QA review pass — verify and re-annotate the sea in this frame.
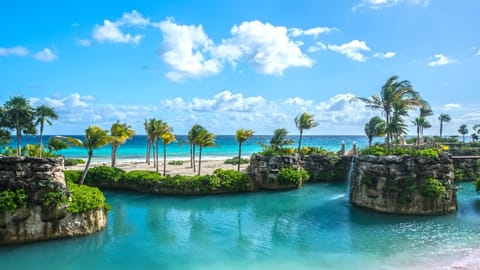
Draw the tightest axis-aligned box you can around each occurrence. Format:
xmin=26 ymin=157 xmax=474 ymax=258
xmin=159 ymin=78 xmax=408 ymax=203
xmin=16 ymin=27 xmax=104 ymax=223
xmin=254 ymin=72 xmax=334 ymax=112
xmin=11 ymin=135 xmax=382 ymax=163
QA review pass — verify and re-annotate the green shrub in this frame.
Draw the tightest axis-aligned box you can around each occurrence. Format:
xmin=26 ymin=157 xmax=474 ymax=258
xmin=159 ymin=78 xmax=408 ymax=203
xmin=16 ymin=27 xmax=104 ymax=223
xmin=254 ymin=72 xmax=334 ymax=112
xmin=85 ymin=166 xmax=125 ymax=183
xmin=413 ymin=148 xmax=439 ymax=158
xmin=420 ymin=178 xmax=446 ymax=198
xmin=168 ymin=160 xmax=184 ymax=165
xmin=473 ymin=178 xmax=480 ymax=192
xmin=214 ymin=168 xmax=251 ymax=191
xmin=277 ymin=167 xmax=309 ymax=185
xmin=299 ymin=146 xmax=336 ymax=156
xmin=224 ymin=156 xmax=249 ymax=165
xmin=259 ymin=147 xmax=295 ymax=157
xmin=64 ymin=170 xmax=82 ymax=183
xmin=0 ymin=189 xmax=27 ymax=213
xmin=64 ymin=158 xmax=85 ymax=166
xmin=360 ymin=145 xmax=386 ymax=156
xmin=360 ymin=146 xmax=440 ymax=158
xmin=41 ymin=191 xmax=67 ymax=207
xmin=121 ymin=170 xmax=162 ymax=183
xmin=66 ymin=180 xmax=108 ymax=213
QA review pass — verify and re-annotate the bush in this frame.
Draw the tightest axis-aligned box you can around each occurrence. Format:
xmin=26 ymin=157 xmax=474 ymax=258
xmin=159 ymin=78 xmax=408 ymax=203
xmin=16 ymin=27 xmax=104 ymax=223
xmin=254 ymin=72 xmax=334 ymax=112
xmin=259 ymin=147 xmax=295 ymax=157
xmin=214 ymin=168 xmax=251 ymax=191
xmin=277 ymin=167 xmax=309 ymax=185
xmin=85 ymin=166 xmax=125 ymax=184
xmin=64 ymin=170 xmax=82 ymax=183
xmin=66 ymin=180 xmax=109 ymax=213
xmin=360 ymin=146 xmax=440 ymax=157
xmin=419 ymin=178 xmax=446 ymax=198
xmin=360 ymin=145 xmax=386 ymax=156
xmin=473 ymin=178 xmax=480 ymax=192
xmin=0 ymin=189 xmax=27 ymax=213
xmin=168 ymin=160 xmax=184 ymax=165
xmin=299 ymin=146 xmax=336 ymax=156
xmin=224 ymin=156 xmax=249 ymax=165
xmin=64 ymin=158 xmax=85 ymax=166
xmin=41 ymin=190 xmax=67 ymax=207
xmin=121 ymin=170 xmax=162 ymax=183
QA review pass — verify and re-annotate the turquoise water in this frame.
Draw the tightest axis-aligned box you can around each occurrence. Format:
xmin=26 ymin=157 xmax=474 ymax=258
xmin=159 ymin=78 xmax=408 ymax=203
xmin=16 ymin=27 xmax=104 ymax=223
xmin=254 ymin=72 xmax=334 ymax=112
xmin=15 ymin=135 xmax=380 ymax=163
xmin=2 ymin=183 xmax=480 ymax=269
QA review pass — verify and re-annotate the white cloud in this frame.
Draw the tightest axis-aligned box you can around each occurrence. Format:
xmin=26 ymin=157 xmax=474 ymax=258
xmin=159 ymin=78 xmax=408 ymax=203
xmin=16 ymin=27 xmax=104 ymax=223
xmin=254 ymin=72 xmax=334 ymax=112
xmin=118 ymin=10 xmax=150 ymax=27
xmin=353 ymin=0 xmax=430 ymax=10
xmin=93 ymin=20 xmax=143 ymax=44
xmin=476 ymin=49 xmax=480 ymax=56
xmin=157 ymin=18 xmax=222 ymax=81
xmin=373 ymin=51 xmax=396 ymax=59
xmin=442 ymin=103 xmax=461 ymax=110
xmin=0 ymin=46 xmax=29 ymax=56
xmin=284 ymin=97 xmax=314 ymax=112
xmin=34 ymin=48 xmax=58 ymax=62
xmin=315 ymin=93 xmax=373 ymax=125
xmin=327 ymin=40 xmax=370 ymax=62
xmin=289 ymin=27 xmax=337 ymax=39
xmin=75 ymin=39 xmax=92 ymax=47
xmin=428 ymin=54 xmax=456 ymax=67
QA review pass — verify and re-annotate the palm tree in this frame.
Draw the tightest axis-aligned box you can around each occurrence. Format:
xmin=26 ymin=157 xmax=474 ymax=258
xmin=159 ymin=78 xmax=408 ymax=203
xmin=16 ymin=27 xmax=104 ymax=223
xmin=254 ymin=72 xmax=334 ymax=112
xmin=412 ymin=117 xmax=431 ymax=145
xmin=1 ymin=96 xmax=36 ymax=155
xmin=352 ymin=75 xmax=423 ymax=146
xmin=144 ymin=119 xmax=155 ymax=166
xmin=196 ymin=129 xmax=215 ymax=176
xmin=34 ymin=105 xmax=58 ymax=157
xmin=110 ymin=121 xmax=136 ymax=167
xmin=438 ymin=114 xmax=451 ymax=138
xmin=389 ymin=103 xmax=409 ymax=145
xmin=151 ymin=119 xmax=168 ymax=172
xmin=188 ymin=124 xmax=205 ymax=172
xmin=364 ymin=116 xmax=386 ymax=147
xmin=458 ymin=124 xmax=468 ymax=142
xmin=473 ymin=124 xmax=480 ymax=135
xmin=161 ymin=130 xmax=176 ymax=176
xmin=235 ymin=129 xmax=254 ymax=172
xmin=294 ymin=112 xmax=318 ymax=151
xmin=472 ymin=133 xmax=479 ymax=142
xmin=57 ymin=126 xmax=111 ymax=185
xmin=270 ymin=128 xmax=294 ymax=152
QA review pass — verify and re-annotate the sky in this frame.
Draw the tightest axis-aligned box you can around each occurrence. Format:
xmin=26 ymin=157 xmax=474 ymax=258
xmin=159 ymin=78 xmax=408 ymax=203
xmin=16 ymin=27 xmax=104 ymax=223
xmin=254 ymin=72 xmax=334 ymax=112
xmin=1 ymin=0 xmax=479 ymax=136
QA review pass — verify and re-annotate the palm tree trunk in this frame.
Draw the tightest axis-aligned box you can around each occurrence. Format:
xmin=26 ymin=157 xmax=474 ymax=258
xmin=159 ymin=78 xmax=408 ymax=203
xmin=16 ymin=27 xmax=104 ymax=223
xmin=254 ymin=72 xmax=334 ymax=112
xmin=155 ymin=140 xmax=159 ymax=172
xmin=189 ymin=143 xmax=193 ymax=168
xmin=193 ymin=144 xmax=196 ymax=173
xmin=146 ymin=140 xmax=150 ymax=165
xmin=439 ymin=121 xmax=443 ymax=138
xmin=368 ymin=137 xmax=372 ymax=147
xmin=39 ymin=122 xmax=44 ymax=157
xmin=80 ymin=150 xmax=93 ymax=185
xmin=416 ymin=125 xmax=420 ymax=146
xmin=16 ymin=111 xmax=21 ymax=155
xmin=298 ymin=129 xmax=303 ymax=152
xmin=198 ymin=146 xmax=202 ymax=176
xmin=111 ymin=144 xmax=117 ymax=167
xmin=163 ymin=143 xmax=167 ymax=176
xmin=385 ymin=113 xmax=390 ymax=147
xmin=237 ymin=142 xmax=242 ymax=172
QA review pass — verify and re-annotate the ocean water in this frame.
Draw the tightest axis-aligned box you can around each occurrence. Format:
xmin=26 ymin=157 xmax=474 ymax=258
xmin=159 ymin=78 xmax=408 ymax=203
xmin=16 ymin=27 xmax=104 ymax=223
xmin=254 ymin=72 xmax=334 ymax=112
xmin=1 ymin=183 xmax=479 ymax=270
xmin=14 ymin=135 xmax=380 ymax=163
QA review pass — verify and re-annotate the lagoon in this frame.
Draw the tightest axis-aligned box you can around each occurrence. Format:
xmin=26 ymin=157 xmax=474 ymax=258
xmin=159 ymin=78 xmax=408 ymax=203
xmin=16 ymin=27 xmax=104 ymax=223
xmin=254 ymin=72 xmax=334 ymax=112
xmin=1 ymin=182 xmax=479 ymax=269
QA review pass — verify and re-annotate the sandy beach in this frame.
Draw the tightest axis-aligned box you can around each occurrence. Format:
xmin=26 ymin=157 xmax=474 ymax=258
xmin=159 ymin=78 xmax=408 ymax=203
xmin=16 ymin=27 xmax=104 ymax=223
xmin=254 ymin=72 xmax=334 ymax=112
xmin=66 ymin=159 xmax=250 ymax=176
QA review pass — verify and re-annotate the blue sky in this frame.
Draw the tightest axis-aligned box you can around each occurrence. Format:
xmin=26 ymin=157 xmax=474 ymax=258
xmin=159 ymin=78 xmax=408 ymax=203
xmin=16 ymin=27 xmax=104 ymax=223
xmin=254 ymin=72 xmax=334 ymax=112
xmin=1 ymin=0 xmax=479 ymax=135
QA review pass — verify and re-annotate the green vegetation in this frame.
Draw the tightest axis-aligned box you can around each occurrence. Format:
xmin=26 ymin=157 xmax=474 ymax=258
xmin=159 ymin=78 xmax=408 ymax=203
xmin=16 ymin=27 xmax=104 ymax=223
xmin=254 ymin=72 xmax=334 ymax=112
xmin=41 ymin=190 xmax=67 ymax=207
xmin=168 ymin=160 xmax=184 ymax=165
xmin=84 ymin=166 xmax=124 ymax=184
xmin=64 ymin=158 xmax=86 ymax=166
xmin=277 ymin=167 xmax=309 ymax=185
xmin=360 ymin=145 xmax=440 ymax=158
xmin=224 ymin=156 xmax=249 ymax=165
xmin=0 ymin=189 xmax=27 ymax=213
xmin=235 ymin=129 xmax=254 ymax=172
xmin=438 ymin=114 xmax=451 ymax=138
xmin=365 ymin=116 xmax=386 ymax=147
xmin=298 ymin=146 xmax=336 ymax=156
xmin=473 ymin=177 xmax=480 ymax=192
xmin=458 ymin=124 xmax=468 ymax=142
xmin=35 ymin=105 xmax=58 ymax=157
xmin=66 ymin=179 xmax=109 ymax=213
xmin=295 ymin=112 xmax=318 ymax=151
xmin=110 ymin=120 xmax=136 ymax=167
xmin=419 ymin=178 xmax=446 ymax=198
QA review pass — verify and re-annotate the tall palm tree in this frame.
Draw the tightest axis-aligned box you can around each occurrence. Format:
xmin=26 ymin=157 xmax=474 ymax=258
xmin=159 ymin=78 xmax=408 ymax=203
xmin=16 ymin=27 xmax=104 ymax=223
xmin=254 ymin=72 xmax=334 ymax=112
xmin=412 ymin=117 xmax=431 ymax=145
xmin=144 ymin=119 xmax=155 ymax=166
xmin=235 ymin=129 xmax=254 ymax=172
xmin=2 ymin=96 xmax=36 ymax=155
xmin=188 ymin=124 xmax=205 ymax=173
xmin=458 ymin=124 xmax=468 ymax=142
xmin=34 ymin=105 xmax=58 ymax=157
xmin=196 ymin=129 xmax=215 ymax=176
xmin=364 ymin=116 xmax=386 ymax=147
xmin=161 ymin=130 xmax=176 ymax=176
xmin=352 ymin=75 xmax=423 ymax=146
xmin=269 ymin=128 xmax=294 ymax=152
xmin=472 ymin=133 xmax=479 ymax=142
xmin=472 ymin=124 xmax=480 ymax=135
xmin=110 ymin=120 xmax=136 ymax=167
xmin=151 ymin=119 xmax=168 ymax=172
xmin=438 ymin=114 xmax=451 ymax=138
xmin=57 ymin=126 xmax=111 ymax=185
xmin=294 ymin=112 xmax=318 ymax=151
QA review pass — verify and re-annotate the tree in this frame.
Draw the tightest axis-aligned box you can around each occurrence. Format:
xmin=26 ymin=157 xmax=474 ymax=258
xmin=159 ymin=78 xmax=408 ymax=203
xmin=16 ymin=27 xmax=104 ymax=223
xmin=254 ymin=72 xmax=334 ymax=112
xmin=151 ymin=119 xmax=168 ymax=173
xmin=34 ymin=105 xmax=58 ymax=157
xmin=0 ymin=128 xmax=11 ymax=151
xmin=47 ymin=137 xmax=69 ymax=154
xmin=270 ymin=128 xmax=294 ymax=152
xmin=188 ymin=124 xmax=205 ymax=173
xmin=196 ymin=129 xmax=215 ymax=176
xmin=412 ymin=117 xmax=431 ymax=145
xmin=110 ymin=121 xmax=136 ymax=167
xmin=458 ymin=124 xmax=468 ymax=142
xmin=352 ymin=75 xmax=423 ymax=146
xmin=294 ymin=112 xmax=318 ymax=151
xmin=235 ymin=129 xmax=254 ymax=172
xmin=57 ymin=126 xmax=111 ymax=185
xmin=161 ymin=130 xmax=176 ymax=176
xmin=472 ymin=133 xmax=479 ymax=142
xmin=473 ymin=124 xmax=480 ymax=135
xmin=144 ymin=119 xmax=155 ymax=166
xmin=364 ymin=116 xmax=386 ymax=147
xmin=1 ymin=96 xmax=36 ymax=155
xmin=438 ymin=114 xmax=451 ymax=138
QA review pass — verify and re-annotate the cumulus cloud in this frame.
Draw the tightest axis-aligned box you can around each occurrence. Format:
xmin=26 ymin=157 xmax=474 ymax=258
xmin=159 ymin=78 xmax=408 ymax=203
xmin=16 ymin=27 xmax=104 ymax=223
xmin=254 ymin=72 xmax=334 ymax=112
xmin=0 ymin=46 xmax=29 ymax=57
xmin=327 ymin=40 xmax=370 ymax=62
xmin=34 ymin=48 xmax=58 ymax=62
xmin=118 ymin=10 xmax=150 ymax=27
xmin=428 ymin=54 xmax=456 ymax=67
xmin=442 ymin=103 xmax=461 ymax=110
xmin=353 ymin=0 xmax=430 ymax=10
xmin=477 ymin=49 xmax=480 ymax=56
xmin=93 ymin=20 xmax=143 ymax=44
xmin=289 ymin=27 xmax=337 ymax=39
xmin=75 ymin=39 xmax=92 ymax=47
xmin=373 ymin=51 xmax=396 ymax=59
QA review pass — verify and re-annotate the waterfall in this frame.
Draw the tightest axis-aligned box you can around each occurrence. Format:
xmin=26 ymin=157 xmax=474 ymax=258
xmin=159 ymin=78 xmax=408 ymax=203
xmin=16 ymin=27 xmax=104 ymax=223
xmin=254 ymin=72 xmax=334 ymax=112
xmin=346 ymin=156 xmax=356 ymax=200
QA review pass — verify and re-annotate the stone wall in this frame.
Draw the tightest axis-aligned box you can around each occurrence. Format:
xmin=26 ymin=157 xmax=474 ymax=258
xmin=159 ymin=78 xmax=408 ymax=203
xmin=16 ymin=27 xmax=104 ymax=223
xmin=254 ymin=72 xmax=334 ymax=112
xmin=0 ymin=156 xmax=107 ymax=244
xmin=249 ymin=154 xmax=301 ymax=190
xmin=301 ymin=155 xmax=349 ymax=182
xmin=453 ymin=158 xmax=480 ymax=181
xmin=350 ymin=155 xmax=456 ymax=215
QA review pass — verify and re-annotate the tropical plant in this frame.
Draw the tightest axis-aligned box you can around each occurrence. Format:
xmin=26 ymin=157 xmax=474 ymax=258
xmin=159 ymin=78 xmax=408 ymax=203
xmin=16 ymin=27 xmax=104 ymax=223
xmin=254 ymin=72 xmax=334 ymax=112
xmin=458 ymin=124 xmax=468 ymax=142
xmin=0 ymin=128 xmax=11 ymax=151
xmin=412 ymin=117 xmax=431 ymax=145
xmin=47 ymin=137 xmax=69 ymax=153
xmin=438 ymin=114 xmax=451 ymax=138
xmin=472 ymin=133 xmax=479 ymax=142
xmin=34 ymin=105 xmax=58 ymax=157
xmin=110 ymin=121 xmax=136 ymax=167
xmin=161 ymin=130 xmax=176 ymax=176
xmin=473 ymin=124 xmax=480 ymax=135
xmin=235 ymin=129 xmax=254 ymax=172
xmin=151 ymin=119 xmax=169 ymax=172
xmin=188 ymin=124 xmax=205 ymax=172
xmin=1 ymin=96 xmax=36 ymax=154
xmin=269 ymin=128 xmax=294 ymax=152
xmin=144 ymin=118 xmax=155 ymax=166
xmin=364 ymin=116 xmax=386 ymax=147
xmin=294 ymin=112 xmax=318 ymax=151
xmin=195 ymin=129 xmax=215 ymax=175
xmin=352 ymin=75 xmax=424 ymax=146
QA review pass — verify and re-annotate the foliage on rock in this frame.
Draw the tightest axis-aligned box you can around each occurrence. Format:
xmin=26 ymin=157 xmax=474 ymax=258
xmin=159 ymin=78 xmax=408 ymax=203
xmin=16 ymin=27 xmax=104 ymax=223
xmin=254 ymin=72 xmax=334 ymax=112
xmin=277 ymin=167 xmax=309 ymax=185
xmin=0 ymin=189 xmax=27 ymax=213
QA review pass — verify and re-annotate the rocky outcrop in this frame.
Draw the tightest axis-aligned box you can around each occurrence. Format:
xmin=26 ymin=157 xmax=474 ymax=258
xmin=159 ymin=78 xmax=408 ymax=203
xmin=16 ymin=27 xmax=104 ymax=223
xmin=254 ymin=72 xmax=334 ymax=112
xmin=301 ymin=155 xmax=349 ymax=182
xmin=0 ymin=156 xmax=107 ymax=244
xmin=249 ymin=154 xmax=301 ymax=190
xmin=350 ymin=155 xmax=457 ymax=215
xmin=452 ymin=158 xmax=480 ymax=181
